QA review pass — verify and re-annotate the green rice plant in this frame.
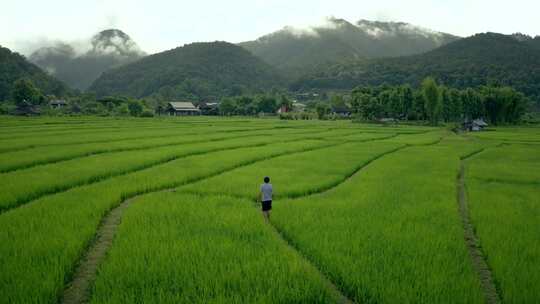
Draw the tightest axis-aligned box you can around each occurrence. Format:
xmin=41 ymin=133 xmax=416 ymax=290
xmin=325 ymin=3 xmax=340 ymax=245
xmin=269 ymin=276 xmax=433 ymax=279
xmin=180 ymin=141 xmax=403 ymax=200
xmin=466 ymin=142 xmax=540 ymax=303
xmin=0 ymin=127 xmax=323 ymax=172
xmin=0 ymin=124 xmax=272 ymax=153
xmin=469 ymin=128 xmax=540 ymax=143
xmin=90 ymin=193 xmax=340 ymax=303
xmin=0 ymin=139 xmax=330 ymax=303
xmin=467 ymin=144 xmax=540 ymax=184
xmin=270 ymin=144 xmax=486 ymax=303
xmin=381 ymin=130 xmax=447 ymax=145
xmin=0 ymin=130 xmax=339 ymax=212
xmin=467 ymin=181 xmax=540 ymax=303
xmin=327 ymin=132 xmax=398 ymax=142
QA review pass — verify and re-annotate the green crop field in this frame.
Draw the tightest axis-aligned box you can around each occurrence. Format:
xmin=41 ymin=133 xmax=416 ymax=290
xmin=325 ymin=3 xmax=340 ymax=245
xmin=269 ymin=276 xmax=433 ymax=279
xmin=0 ymin=116 xmax=538 ymax=304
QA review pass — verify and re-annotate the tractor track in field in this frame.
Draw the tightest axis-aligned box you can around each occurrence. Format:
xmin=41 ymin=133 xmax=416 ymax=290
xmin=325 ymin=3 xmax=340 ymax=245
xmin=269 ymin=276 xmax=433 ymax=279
xmin=458 ymin=151 xmax=501 ymax=304
xmin=58 ymin=135 xmax=407 ymax=304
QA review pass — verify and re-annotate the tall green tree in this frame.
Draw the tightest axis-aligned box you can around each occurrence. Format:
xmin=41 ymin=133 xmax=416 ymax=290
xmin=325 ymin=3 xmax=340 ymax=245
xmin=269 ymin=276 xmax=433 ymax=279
xmin=315 ymin=102 xmax=331 ymax=119
xmin=12 ymin=79 xmax=43 ymax=106
xmin=448 ymin=88 xmax=463 ymax=121
xmin=422 ymin=77 xmax=442 ymax=125
xmin=256 ymin=95 xmax=278 ymax=113
xmin=401 ymin=85 xmax=414 ymax=120
xmin=219 ymin=97 xmax=237 ymax=115
xmin=278 ymin=94 xmax=293 ymax=111
xmin=127 ymin=100 xmax=144 ymax=116
xmin=462 ymin=88 xmax=484 ymax=120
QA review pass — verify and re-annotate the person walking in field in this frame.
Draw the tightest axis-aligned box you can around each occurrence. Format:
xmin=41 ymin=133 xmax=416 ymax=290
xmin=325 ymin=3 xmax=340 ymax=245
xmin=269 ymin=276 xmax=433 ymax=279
xmin=260 ymin=176 xmax=273 ymax=220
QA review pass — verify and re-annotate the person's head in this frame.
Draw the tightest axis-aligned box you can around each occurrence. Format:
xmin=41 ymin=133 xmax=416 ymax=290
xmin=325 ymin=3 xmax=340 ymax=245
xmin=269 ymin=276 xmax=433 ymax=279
xmin=264 ymin=176 xmax=270 ymax=183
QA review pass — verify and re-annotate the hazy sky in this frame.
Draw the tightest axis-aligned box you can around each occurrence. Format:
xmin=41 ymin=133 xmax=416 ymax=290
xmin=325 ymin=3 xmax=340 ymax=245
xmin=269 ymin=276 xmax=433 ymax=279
xmin=2 ymin=0 xmax=539 ymax=55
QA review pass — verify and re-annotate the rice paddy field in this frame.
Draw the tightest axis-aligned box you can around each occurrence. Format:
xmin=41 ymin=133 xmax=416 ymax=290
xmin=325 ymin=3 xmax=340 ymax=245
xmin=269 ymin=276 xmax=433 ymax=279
xmin=0 ymin=116 xmax=538 ymax=304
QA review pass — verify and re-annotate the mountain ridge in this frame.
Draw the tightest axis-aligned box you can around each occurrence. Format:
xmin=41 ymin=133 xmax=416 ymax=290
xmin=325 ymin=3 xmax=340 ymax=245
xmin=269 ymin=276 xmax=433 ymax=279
xmin=0 ymin=45 xmax=67 ymax=101
xmin=239 ymin=18 xmax=459 ymax=74
xmin=291 ymin=32 xmax=540 ymax=104
xmin=88 ymin=41 xmax=284 ymax=100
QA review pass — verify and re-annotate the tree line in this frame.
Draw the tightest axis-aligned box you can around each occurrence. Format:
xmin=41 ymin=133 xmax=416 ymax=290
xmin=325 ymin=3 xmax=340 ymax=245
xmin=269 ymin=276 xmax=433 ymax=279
xmin=1 ymin=76 xmax=531 ymax=126
xmin=351 ymin=77 xmax=529 ymax=125
xmin=218 ymin=94 xmax=293 ymax=116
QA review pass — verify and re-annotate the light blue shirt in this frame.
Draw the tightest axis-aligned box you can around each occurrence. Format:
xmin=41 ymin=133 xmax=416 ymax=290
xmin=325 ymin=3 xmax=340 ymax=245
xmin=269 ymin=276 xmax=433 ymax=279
xmin=260 ymin=183 xmax=273 ymax=201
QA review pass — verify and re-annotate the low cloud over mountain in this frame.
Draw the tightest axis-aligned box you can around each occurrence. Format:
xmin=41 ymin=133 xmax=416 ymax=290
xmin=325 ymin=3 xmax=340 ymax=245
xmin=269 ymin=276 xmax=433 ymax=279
xmin=29 ymin=29 xmax=145 ymax=90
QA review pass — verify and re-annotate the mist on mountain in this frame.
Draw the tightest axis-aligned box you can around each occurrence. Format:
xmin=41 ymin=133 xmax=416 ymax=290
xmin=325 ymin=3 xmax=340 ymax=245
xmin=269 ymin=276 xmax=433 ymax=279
xmin=29 ymin=29 xmax=145 ymax=91
xmin=239 ymin=17 xmax=459 ymax=75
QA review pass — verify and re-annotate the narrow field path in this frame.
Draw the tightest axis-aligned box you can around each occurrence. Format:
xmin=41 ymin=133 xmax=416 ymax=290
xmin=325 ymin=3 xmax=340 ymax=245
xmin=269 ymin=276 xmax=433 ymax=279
xmin=61 ymin=189 xmax=170 ymax=304
xmin=264 ymin=220 xmax=354 ymax=304
xmin=458 ymin=154 xmax=501 ymax=304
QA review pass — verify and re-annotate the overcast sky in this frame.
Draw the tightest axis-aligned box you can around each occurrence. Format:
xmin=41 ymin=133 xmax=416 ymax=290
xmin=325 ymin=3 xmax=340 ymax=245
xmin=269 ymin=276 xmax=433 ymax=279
xmin=2 ymin=0 xmax=539 ymax=55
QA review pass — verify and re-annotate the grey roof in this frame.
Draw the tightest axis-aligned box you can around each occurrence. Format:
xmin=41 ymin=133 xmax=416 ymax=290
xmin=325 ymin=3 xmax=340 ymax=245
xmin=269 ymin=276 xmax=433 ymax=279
xmin=50 ymin=99 xmax=67 ymax=105
xmin=472 ymin=119 xmax=488 ymax=126
xmin=168 ymin=102 xmax=199 ymax=111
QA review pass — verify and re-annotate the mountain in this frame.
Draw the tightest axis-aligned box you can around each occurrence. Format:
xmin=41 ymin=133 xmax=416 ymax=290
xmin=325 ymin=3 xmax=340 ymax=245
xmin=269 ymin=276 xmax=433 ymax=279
xmin=88 ymin=41 xmax=284 ymax=100
xmin=292 ymin=33 xmax=540 ymax=104
xmin=239 ymin=18 xmax=459 ymax=74
xmin=29 ymin=29 xmax=145 ymax=90
xmin=0 ymin=45 xmax=67 ymax=101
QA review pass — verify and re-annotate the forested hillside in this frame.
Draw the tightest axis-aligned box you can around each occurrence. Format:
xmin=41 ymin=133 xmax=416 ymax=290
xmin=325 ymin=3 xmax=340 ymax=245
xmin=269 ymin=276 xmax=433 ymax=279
xmin=89 ymin=42 xmax=284 ymax=100
xmin=292 ymin=33 xmax=540 ymax=104
xmin=240 ymin=18 xmax=458 ymax=75
xmin=0 ymin=46 xmax=67 ymax=101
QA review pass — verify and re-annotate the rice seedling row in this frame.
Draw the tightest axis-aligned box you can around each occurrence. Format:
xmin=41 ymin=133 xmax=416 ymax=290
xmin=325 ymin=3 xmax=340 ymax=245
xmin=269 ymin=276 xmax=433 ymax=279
xmin=0 ymin=127 xmax=326 ymax=173
xmin=268 ymin=142 xmax=488 ymax=303
xmin=464 ymin=143 xmax=540 ymax=303
xmin=0 ymin=128 xmax=351 ymax=212
xmin=0 ymin=138 xmax=339 ymax=303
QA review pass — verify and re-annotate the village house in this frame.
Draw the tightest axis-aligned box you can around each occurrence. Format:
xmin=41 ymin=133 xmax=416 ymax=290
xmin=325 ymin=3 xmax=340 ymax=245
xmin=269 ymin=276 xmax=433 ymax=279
xmin=331 ymin=105 xmax=352 ymax=117
xmin=198 ymin=101 xmax=219 ymax=115
xmin=167 ymin=102 xmax=201 ymax=116
xmin=463 ymin=119 xmax=488 ymax=131
xmin=292 ymin=102 xmax=307 ymax=112
xmin=49 ymin=99 xmax=68 ymax=109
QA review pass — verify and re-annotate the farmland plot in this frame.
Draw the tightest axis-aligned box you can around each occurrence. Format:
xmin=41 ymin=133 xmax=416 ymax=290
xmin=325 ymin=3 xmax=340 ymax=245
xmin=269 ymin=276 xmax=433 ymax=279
xmin=270 ymin=143 xmax=487 ymax=303
xmin=466 ymin=144 xmax=540 ymax=303
xmin=90 ymin=193 xmax=341 ymax=303
xmin=1 ymin=117 xmax=539 ymax=304
xmin=0 ymin=137 xmax=336 ymax=303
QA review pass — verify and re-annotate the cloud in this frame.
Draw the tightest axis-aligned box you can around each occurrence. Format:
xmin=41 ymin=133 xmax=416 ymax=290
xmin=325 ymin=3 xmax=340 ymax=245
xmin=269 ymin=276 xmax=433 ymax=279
xmin=281 ymin=16 xmax=347 ymax=38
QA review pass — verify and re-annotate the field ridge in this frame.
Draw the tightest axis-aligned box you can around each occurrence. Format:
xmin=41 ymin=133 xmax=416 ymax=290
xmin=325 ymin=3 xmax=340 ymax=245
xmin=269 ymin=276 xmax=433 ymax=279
xmin=58 ymin=140 xmax=356 ymax=303
xmin=61 ymin=136 xmax=409 ymax=303
xmin=0 ymin=130 xmax=318 ymax=173
xmin=458 ymin=153 xmax=502 ymax=304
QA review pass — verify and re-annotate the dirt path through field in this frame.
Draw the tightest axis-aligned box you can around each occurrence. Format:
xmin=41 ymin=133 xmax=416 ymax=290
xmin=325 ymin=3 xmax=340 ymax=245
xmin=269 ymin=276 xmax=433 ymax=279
xmin=457 ymin=160 xmax=501 ymax=304
xmin=264 ymin=219 xmax=354 ymax=304
xmin=61 ymin=190 xmax=173 ymax=304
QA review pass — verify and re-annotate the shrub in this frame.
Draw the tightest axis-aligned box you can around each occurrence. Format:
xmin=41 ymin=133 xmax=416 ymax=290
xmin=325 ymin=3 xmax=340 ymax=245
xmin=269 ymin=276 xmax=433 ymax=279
xmin=140 ymin=110 xmax=155 ymax=118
